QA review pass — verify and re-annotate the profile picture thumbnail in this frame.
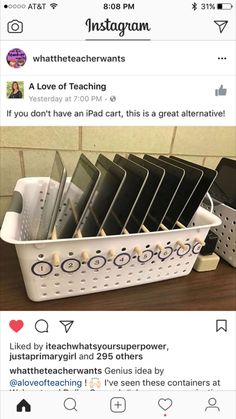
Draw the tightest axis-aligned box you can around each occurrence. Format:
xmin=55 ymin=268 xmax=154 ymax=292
xmin=6 ymin=48 xmax=27 ymax=68
xmin=7 ymin=81 xmax=24 ymax=99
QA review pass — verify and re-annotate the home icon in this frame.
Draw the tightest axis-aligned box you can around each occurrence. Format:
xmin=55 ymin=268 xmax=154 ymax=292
xmin=16 ymin=399 xmax=31 ymax=412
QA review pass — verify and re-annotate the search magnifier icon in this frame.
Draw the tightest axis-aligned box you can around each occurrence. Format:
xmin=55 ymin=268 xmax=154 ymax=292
xmin=64 ymin=398 xmax=77 ymax=412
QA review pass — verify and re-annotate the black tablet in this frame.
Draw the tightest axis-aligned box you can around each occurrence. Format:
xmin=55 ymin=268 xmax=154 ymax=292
xmin=79 ymin=154 xmax=126 ymax=237
xmin=101 ymin=155 xmax=148 ymax=235
xmin=210 ymin=158 xmax=236 ymax=209
xmin=170 ymin=156 xmax=218 ymax=224
xmin=159 ymin=156 xmax=203 ymax=228
xmin=143 ymin=155 xmax=184 ymax=231
xmin=126 ymin=154 xmax=165 ymax=233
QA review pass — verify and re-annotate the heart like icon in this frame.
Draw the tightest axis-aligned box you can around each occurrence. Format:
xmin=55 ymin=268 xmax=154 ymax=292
xmin=158 ymin=398 xmax=173 ymax=411
xmin=9 ymin=320 xmax=24 ymax=332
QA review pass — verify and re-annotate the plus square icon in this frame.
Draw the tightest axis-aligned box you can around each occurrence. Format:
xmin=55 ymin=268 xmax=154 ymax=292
xmin=110 ymin=397 xmax=126 ymax=413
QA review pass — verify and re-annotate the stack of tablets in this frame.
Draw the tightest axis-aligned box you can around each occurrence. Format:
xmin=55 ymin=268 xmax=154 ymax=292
xmin=35 ymin=152 xmax=218 ymax=241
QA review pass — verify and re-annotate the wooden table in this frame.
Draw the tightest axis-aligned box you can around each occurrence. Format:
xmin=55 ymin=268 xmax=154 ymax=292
xmin=0 ymin=240 xmax=235 ymax=311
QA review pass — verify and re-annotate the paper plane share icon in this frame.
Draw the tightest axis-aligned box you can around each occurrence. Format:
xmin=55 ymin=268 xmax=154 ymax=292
xmin=214 ymin=20 xmax=228 ymax=33
xmin=59 ymin=320 xmax=74 ymax=333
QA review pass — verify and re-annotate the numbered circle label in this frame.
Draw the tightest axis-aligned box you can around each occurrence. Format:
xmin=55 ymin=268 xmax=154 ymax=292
xmin=31 ymin=261 xmax=53 ymax=276
xmin=158 ymin=246 xmax=173 ymax=260
xmin=61 ymin=258 xmax=81 ymax=273
xmin=88 ymin=256 xmax=106 ymax=270
xmin=192 ymin=243 xmax=202 ymax=254
xmin=177 ymin=243 xmax=191 ymax=257
xmin=138 ymin=250 xmax=153 ymax=263
xmin=114 ymin=253 xmax=131 ymax=267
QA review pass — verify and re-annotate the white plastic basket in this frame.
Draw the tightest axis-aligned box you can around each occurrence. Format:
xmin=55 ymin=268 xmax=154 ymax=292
xmin=1 ymin=177 xmax=222 ymax=302
xmin=211 ymin=198 xmax=236 ymax=268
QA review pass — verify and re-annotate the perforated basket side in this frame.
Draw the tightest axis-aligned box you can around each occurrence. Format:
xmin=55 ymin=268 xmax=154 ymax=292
xmin=2 ymin=177 xmax=222 ymax=302
xmin=211 ymin=200 xmax=236 ymax=268
xmin=1 ymin=177 xmax=49 ymax=242
xmin=15 ymin=217 xmax=213 ymax=302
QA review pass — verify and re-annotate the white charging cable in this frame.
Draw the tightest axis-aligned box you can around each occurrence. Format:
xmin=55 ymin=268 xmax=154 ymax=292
xmin=206 ymin=192 xmax=214 ymax=213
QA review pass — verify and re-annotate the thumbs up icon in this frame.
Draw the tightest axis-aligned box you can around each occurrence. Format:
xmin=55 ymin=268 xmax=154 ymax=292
xmin=215 ymin=85 xmax=227 ymax=96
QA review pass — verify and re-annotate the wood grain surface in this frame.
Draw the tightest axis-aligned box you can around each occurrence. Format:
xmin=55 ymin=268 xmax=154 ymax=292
xmin=0 ymin=240 xmax=235 ymax=311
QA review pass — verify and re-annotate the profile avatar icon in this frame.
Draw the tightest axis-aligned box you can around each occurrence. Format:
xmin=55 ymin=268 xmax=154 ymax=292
xmin=7 ymin=81 xmax=23 ymax=99
xmin=6 ymin=48 xmax=27 ymax=68
xmin=205 ymin=397 xmax=220 ymax=412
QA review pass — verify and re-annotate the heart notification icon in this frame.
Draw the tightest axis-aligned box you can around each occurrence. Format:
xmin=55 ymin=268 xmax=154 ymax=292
xmin=9 ymin=320 xmax=24 ymax=332
xmin=158 ymin=398 xmax=173 ymax=411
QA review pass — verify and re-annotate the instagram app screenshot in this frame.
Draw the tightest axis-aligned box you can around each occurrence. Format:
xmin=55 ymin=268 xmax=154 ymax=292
xmin=0 ymin=1 xmax=235 ymax=418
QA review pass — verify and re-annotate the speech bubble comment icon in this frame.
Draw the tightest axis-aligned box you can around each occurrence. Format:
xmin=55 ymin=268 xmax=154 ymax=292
xmin=35 ymin=319 xmax=49 ymax=333
xmin=158 ymin=398 xmax=173 ymax=411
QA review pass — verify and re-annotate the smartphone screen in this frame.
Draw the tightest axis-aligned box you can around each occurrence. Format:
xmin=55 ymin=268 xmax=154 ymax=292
xmin=0 ymin=1 xmax=235 ymax=418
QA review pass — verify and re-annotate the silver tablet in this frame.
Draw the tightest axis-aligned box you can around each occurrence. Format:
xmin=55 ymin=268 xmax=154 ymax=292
xmin=36 ymin=152 xmax=67 ymax=240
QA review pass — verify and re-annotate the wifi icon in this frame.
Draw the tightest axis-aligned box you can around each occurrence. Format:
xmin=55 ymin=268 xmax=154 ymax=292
xmin=50 ymin=3 xmax=58 ymax=9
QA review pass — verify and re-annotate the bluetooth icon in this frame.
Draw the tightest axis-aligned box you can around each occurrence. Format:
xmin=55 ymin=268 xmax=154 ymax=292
xmin=192 ymin=2 xmax=198 ymax=10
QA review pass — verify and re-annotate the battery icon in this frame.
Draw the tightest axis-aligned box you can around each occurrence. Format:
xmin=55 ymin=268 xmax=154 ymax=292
xmin=217 ymin=3 xmax=233 ymax=9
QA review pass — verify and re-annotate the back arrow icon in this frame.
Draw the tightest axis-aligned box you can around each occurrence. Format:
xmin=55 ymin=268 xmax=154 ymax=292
xmin=214 ymin=20 xmax=228 ymax=33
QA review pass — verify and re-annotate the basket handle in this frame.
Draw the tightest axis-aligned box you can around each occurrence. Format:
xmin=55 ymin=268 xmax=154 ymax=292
xmin=7 ymin=191 xmax=23 ymax=214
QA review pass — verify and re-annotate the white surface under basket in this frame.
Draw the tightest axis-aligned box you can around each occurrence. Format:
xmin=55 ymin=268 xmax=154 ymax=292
xmin=1 ymin=177 xmax=221 ymax=302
